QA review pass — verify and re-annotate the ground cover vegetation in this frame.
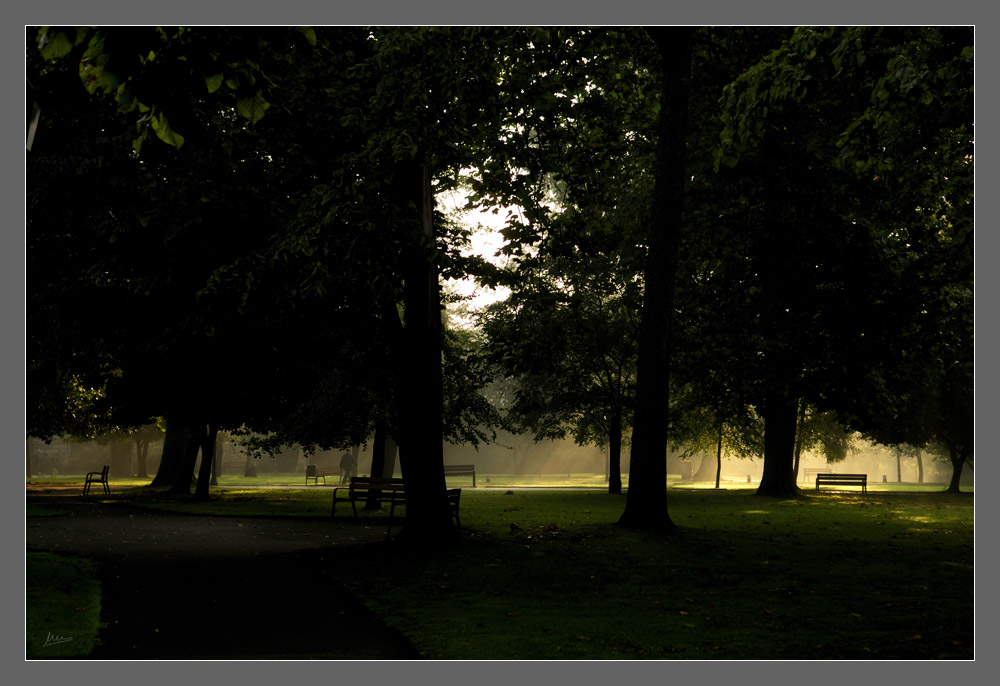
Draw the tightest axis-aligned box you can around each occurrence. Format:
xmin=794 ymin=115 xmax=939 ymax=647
xmin=25 ymin=552 xmax=104 ymax=659
xmin=28 ymin=26 xmax=972 ymax=544
xmin=90 ymin=487 xmax=974 ymax=659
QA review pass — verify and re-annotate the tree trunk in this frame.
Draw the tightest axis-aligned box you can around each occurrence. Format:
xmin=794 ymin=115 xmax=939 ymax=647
xmin=757 ymin=389 xmax=799 ymax=497
xmin=151 ymin=417 xmax=187 ymax=487
xmin=896 ymin=453 xmax=902 ymax=483
xmin=170 ymin=423 xmax=201 ymax=495
xmin=916 ymin=447 xmax=924 ymax=484
xmin=394 ymin=161 xmax=458 ymax=545
xmin=210 ymin=433 xmax=222 ymax=486
xmin=194 ymin=425 xmax=218 ymax=501
xmin=715 ymin=424 xmax=723 ymax=490
xmin=244 ymin=451 xmax=257 ymax=477
xmin=608 ymin=416 xmax=623 ymax=495
xmin=135 ymin=438 xmax=149 ymax=479
xmin=109 ymin=439 xmax=132 ymax=478
xmin=792 ymin=400 xmax=806 ymax=482
xmin=618 ymin=27 xmax=693 ymax=531
xmin=365 ymin=424 xmax=388 ymax=510
xmin=692 ymin=450 xmax=716 ymax=482
xmin=945 ymin=443 xmax=968 ymax=493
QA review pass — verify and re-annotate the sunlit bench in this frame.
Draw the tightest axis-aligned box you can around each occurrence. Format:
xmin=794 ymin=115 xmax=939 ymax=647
xmin=815 ymin=473 xmax=867 ymax=493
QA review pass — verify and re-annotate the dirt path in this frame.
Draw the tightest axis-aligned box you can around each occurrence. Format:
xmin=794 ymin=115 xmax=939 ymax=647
xmin=26 ymin=490 xmax=420 ymax=660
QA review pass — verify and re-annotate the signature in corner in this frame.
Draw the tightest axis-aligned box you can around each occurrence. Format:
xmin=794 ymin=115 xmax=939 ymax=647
xmin=43 ymin=632 xmax=73 ymax=647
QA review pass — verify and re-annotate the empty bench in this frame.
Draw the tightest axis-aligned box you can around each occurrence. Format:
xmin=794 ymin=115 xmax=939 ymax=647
xmin=443 ymin=464 xmax=476 ymax=487
xmin=305 ymin=464 xmax=330 ymax=485
xmin=387 ymin=488 xmax=462 ymax=538
xmin=815 ymin=473 xmax=867 ymax=493
xmin=332 ymin=476 xmax=462 ymax=539
xmin=332 ymin=477 xmax=407 ymax=518
xmin=83 ymin=465 xmax=110 ymax=496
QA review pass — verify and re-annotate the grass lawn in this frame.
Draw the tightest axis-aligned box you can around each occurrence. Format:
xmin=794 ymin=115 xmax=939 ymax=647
xmin=98 ymin=482 xmax=973 ymax=660
xmin=25 ymin=552 xmax=104 ymax=659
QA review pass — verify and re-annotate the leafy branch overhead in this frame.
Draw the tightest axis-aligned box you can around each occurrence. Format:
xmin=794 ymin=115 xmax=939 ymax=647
xmin=37 ymin=26 xmax=316 ymax=150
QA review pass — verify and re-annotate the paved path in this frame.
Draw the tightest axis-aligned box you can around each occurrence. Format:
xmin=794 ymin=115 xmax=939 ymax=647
xmin=26 ymin=492 xmax=420 ymax=660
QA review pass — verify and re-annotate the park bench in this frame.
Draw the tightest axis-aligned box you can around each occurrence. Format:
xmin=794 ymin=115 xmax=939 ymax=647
xmin=332 ymin=477 xmax=407 ymax=518
xmin=443 ymin=464 xmax=477 ymax=487
xmin=305 ymin=464 xmax=328 ymax=485
xmin=331 ymin=476 xmax=462 ymax=539
xmin=815 ymin=473 xmax=868 ymax=493
xmin=802 ymin=467 xmax=831 ymax=483
xmin=387 ymin=488 xmax=462 ymax=539
xmin=83 ymin=465 xmax=110 ymax=496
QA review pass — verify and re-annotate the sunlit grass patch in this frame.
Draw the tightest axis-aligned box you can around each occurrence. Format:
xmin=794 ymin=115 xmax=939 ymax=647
xmin=26 ymin=552 xmax=103 ymax=659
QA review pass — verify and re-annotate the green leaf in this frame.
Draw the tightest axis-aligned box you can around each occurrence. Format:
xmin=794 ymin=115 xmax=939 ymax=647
xmin=204 ymin=72 xmax=224 ymax=93
xmin=150 ymin=112 xmax=185 ymax=149
xmin=236 ymin=91 xmax=270 ymax=124
xmin=38 ymin=28 xmax=76 ymax=60
xmin=294 ymin=27 xmax=317 ymax=47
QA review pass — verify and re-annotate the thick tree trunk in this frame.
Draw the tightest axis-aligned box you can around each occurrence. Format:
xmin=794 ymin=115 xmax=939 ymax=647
xmin=395 ymin=162 xmax=458 ymax=545
xmin=945 ymin=443 xmax=968 ymax=493
xmin=194 ymin=425 xmax=218 ymax=501
xmin=618 ymin=27 xmax=693 ymax=531
xmin=135 ymin=438 xmax=149 ymax=479
xmin=792 ymin=400 xmax=806 ymax=482
xmin=109 ymin=439 xmax=132 ymax=478
xmin=608 ymin=417 xmax=623 ymax=495
xmin=693 ymin=450 xmax=716 ymax=482
xmin=210 ymin=433 xmax=222 ymax=486
xmin=151 ymin=420 xmax=182 ymax=487
xmin=916 ymin=447 xmax=924 ymax=484
xmin=757 ymin=390 xmax=799 ymax=497
xmin=170 ymin=424 xmax=201 ymax=495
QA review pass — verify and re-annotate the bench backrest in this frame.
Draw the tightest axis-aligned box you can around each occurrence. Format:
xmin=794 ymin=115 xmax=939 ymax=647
xmin=306 ymin=465 xmax=318 ymax=477
xmin=816 ymin=473 xmax=866 ymax=481
xmin=349 ymin=476 xmax=405 ymax=491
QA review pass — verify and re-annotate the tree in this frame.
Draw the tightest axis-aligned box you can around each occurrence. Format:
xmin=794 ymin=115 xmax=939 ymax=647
xmin=479 ymin=254 xmax=640 ymax=495
xmin=618 ymin=27 xmax=694 ymax=529
xmin=710 ymin=27 xmax=973 ymax=496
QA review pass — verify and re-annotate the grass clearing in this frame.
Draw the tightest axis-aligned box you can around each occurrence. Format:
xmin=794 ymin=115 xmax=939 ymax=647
xmin=335 ymin=489 xmax=972 ymax=659
xmin=111 ymin=484 xmax=973 ymax=659
xmin=25 ymin=552 xmax=104 ymax=659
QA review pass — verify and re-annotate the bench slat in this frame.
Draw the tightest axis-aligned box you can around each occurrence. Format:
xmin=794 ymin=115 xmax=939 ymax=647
xmin=815 ymin=473 xmax=867 ymax=493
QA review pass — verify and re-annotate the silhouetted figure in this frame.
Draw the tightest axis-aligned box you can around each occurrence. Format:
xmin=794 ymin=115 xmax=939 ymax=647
xmin=339 ymin=452 xmax=357 ymax=484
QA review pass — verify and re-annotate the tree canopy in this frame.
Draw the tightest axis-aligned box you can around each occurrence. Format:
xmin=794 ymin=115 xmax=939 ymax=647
xmin=28 ymin=25 xmax=974 ymax=536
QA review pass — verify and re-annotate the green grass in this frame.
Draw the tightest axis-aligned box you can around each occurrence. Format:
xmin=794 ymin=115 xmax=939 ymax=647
xmin=29 ymin=470 xmax=970 ymax=493
xmin=339 ymin=489 xmax=974 ymax=659
xmin=111 ymin=485 xmax=973 ymax=659
xmin=26 ymin=552 xmax=104 ymax=659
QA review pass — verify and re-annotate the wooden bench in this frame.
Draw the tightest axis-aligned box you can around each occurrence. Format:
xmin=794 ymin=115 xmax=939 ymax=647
xmin=815 ymin=473 xmax=867 ymax=493
xmin=83 ymin=465 xmax=110 ymax=496
xmin=801 ymin=467 xmax=831 ymax=483
xmin=305 ymin=464 xmax=329 ymax=485
xmin=331 ymin=477 xmax=462 ymax=539
xmin=332 ymin=477 xmax=407 ymax=518
xmin=387 ymin=488 xmax=462 ymax=538
xmin=444 ymin=464 xmax=476 ymax=487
